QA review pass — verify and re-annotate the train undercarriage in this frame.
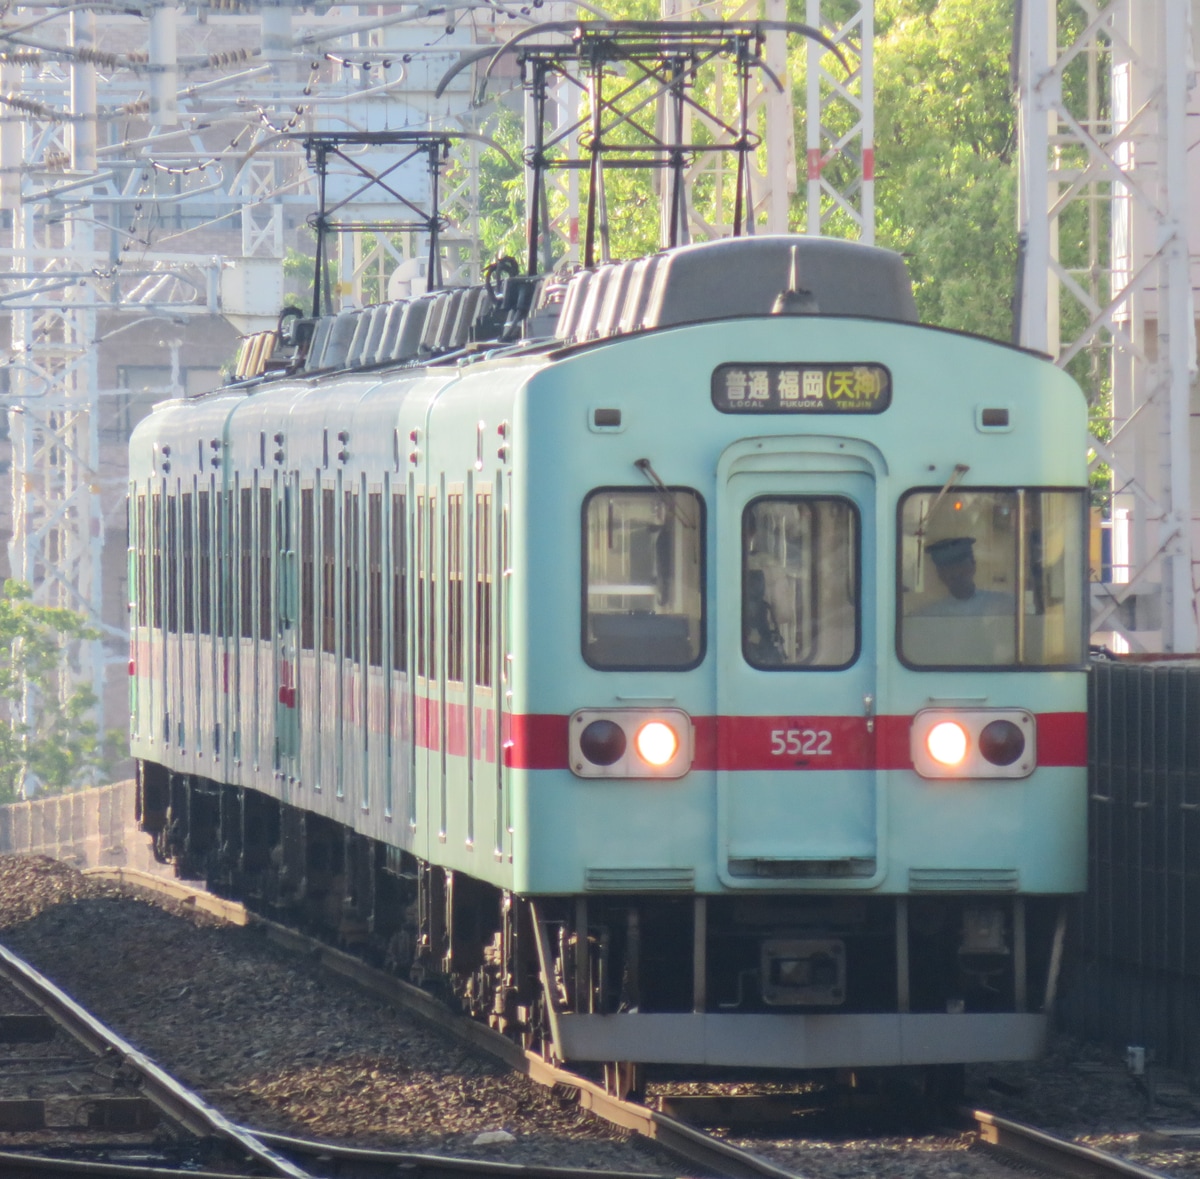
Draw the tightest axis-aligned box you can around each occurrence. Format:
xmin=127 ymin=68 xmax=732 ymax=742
xmin=138 ymin=761 xmax=1068 ymax=1099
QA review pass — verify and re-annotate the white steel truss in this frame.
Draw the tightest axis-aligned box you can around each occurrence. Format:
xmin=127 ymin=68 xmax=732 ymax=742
xmin=664 ymin=0 xmax=795 ymax=236
xmin=805 ymin=0 xmax=874 ymax=243
xmin=1017 ymin=0 xmax=1197 ymax=653
xmin=0 ymin=3 xmax=517 ymax=787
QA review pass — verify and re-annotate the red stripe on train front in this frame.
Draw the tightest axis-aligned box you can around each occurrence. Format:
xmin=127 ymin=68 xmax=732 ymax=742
xmin=499 ymin=712 xmax=1088 ymax=772
xmin=1032 ymin=711 xmax=1088 ymax=766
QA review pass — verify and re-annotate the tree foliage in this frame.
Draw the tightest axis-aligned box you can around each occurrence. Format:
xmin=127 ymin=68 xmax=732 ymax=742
xmin=871 ymin=0 xmax=1020 ymax=338
xmin=0 ymin=582 xmax=102 ymax=802
xmin=459 ymin=0 xmax=1027 ymax=342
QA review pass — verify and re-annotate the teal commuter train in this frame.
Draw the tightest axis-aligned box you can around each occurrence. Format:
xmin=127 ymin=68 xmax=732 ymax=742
xmin=129 ymin=235 xmax=1088 ymax=1086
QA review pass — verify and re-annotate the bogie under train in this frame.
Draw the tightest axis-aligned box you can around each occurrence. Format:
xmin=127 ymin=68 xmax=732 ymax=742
xmin=130 ymin=235 xmax=1088 ymax=1086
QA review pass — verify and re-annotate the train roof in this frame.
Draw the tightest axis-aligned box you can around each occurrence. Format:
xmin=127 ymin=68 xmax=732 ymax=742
xmin=556 ymin=236 xmax=918 ymax=344
xmin=223 ymin=235 xmax=919 ymax=388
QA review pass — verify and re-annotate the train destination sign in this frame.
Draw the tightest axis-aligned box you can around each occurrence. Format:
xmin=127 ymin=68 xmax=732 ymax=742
xmin=711 ymin=362 xmax=892 ymax=414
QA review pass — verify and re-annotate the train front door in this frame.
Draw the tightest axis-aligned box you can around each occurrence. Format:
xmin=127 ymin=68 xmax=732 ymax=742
xmin=715 ymin=438 xmax=883 ymax=887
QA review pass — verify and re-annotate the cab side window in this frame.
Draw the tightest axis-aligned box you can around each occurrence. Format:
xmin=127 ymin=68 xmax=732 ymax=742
xmin=582 ymin=487 xmax=705 ymax=669
xmin=898 ymin=487 xmax=1087 ymax=668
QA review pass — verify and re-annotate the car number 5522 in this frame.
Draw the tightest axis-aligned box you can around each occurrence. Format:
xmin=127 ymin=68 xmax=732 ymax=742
xmin=770 ymin=729 xmax=833 ymax=757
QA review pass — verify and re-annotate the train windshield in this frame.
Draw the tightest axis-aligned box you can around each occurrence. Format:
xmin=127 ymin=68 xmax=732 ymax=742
xmin=583 ymin=487 xmax=704 ymax=669
xmin=898 ymin=488 xmax=1087 ymax=668
xmin=742 ymin=497 xmax=860 ymax=669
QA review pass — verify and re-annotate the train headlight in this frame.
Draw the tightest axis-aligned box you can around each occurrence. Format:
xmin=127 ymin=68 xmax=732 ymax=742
xmin=926 ymin=721 xmax=969 ymax=768
xmin=570 ymin=709 xmax=692 ymax=779
xmin=911 ymin=709 xmax=1036 ymax=780
xmin=635 ymin=721 xmax=678 ymax=767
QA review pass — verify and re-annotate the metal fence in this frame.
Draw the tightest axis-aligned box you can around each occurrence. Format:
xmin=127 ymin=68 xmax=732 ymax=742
xmin=1062 ymin=659 xmax=1200 ymax=1075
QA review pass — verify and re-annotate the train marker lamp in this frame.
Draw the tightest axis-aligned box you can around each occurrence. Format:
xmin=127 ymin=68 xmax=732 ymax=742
xmin=571 ymin=709 xmax=692 ymax=779
xmin=911 ymin=708 xmax=1035 ymax=779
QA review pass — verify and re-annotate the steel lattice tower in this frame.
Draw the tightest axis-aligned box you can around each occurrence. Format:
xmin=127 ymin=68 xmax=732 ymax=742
xmin=1017 ymin=0 xmax=1198 ymax=653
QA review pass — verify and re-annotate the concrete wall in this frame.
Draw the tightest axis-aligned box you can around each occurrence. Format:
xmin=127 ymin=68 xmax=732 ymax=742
xmin=0 ymin=781 xmax=164 ymax=874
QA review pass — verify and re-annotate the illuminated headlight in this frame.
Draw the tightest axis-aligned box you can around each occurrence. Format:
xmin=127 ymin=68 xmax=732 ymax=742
xmin=635 ymin=721 xmax=678 ymax=767
xmin=911 ymin=709 xmax=1035 ymax=779
xmin=570 ymin=709 xmax=692 ymax=779
xmin=926 ymin=720 xmax=969 ymax=768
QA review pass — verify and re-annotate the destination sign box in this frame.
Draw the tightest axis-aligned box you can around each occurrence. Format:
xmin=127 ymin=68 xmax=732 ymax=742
xmin=711 ymin=362 xmax=892 ymax=414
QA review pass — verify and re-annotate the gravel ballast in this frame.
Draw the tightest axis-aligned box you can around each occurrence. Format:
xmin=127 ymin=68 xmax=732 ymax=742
xmin=0 ymin=856 xmax=668 ymax=1171
xmin=2 ymin=853 xmax=1199 ymax=1179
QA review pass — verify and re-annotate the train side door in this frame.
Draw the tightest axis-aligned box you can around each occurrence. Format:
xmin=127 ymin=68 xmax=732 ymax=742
xmin=715 ymin=439 xmax=883 ymax=887
xmin=274 ymin=473 xmax=300 ymax=783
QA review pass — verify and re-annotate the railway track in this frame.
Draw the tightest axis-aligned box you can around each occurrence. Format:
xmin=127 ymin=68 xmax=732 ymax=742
xmin=89 ymin=868 xmax=796 ymax=1179
xmin=81 ymin=867 xmax=1185 ymax=1179
xmin=968 ymin=1109 xmax=1179 ymax=1179
xmin=0 ymin=933 xmax=307 ymax=1178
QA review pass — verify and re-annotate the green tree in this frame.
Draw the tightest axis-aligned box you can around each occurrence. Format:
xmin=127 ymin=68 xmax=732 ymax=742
xmin=0 ymin=581 xmax=101 ymax=802
xmin=460 ymin=0 xmax=1066 ymax=349
xmin=871 ymin=0 xmax=1020 ymax=338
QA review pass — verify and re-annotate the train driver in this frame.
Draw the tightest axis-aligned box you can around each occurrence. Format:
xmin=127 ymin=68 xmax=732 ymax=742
xmin=923 ymin=536 xmax=1014 ymax=616
xmin=904 ymin=536 xmax=1016 ymax=664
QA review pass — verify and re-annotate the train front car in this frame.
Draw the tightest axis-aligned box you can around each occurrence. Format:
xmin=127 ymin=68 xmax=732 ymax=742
xmin=507 ymin=236 xmax=1087 ymax=1080
xmin=128 ymin=232 xmax=1087 ymax=1093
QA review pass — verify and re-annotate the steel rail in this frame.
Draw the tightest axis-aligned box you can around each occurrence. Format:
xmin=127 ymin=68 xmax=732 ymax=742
xmin=256 ymin=1128 xmax=680 ymax=1178
xmin=969 ymin=1109 xmax=1175 ymax=1179
xmin=0 ymin=938 xmax=311 ymax=1179
xmin=259 ymin=916 xmax=800 ymax=1179
xmin=0 ymin=1152 xmax=256 ymax=1177
xmin=90 ymin=869 xmax=802 ymax=1179
xmin=100 ymin=871 xmax=1187 ymax=1179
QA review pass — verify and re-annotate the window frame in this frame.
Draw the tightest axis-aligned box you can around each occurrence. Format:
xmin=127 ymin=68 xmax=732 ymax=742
xmin=741 ymin=494 xmax=862 ymax=672
xmin=580 ymin=485 xmax=707 ymax=672
xmin=135 ymin=493 xmax=148 ymax=628
xmin=391 ymin=490 xmax=408 ymax=672
xmin=895 ymin=484 xmax=1089 ymax=672
xmin=474 ymin=489 xmax=493 ymax=689
xmin=442 ymin=490 xmax=464 ymax=683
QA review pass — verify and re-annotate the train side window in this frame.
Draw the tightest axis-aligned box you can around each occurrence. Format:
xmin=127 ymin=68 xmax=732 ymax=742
xmin=430 ymin=496 xmax=437 ymax=680
xmin=416 ymin=494 xmax=426 ymax=676
xmin=367 ymin=491 xmax=383 ymax=667
xmin=135 ymin=494 xmax=148 ymax=628
xmin=259 ymin=487 xmax=272 ymax=640
xmin=475 ymin=491 xmax=492 ymax=688
xmin=446 ymin=492 xmax=464 ymax=683
xmin=165 ymin=493 xmax=178 ymax=634
xmin=151 ymin=491 xmax=163 ymax=631
xmin=898 ymin=487 xmax=1087 ymax=668
xmin=582 ymin=487 xmax=705 ymax=670
xmin=343 ymin=487 xmax=360 ymax=663
xmin=416 ymin=493 xmax=438 ymax=679
xmin=301 ymin=487 xmax=315 ymax=651
xmin=742 ymin=497 xmax=860 ymax=670
xmin=198 ymin=488 xmax=212 ymax=636
xmin=392 ymin=491 xmax=407 ymax=672
xmin=321 ymin=488 xmax=336 ymax=653
xmin=181 ymin=491 xmax=195 ymax=635
xmin=239 ymin=488 xmax=254 ymax=640
xmin=217 ymin=490 xmax=231 ymax=638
